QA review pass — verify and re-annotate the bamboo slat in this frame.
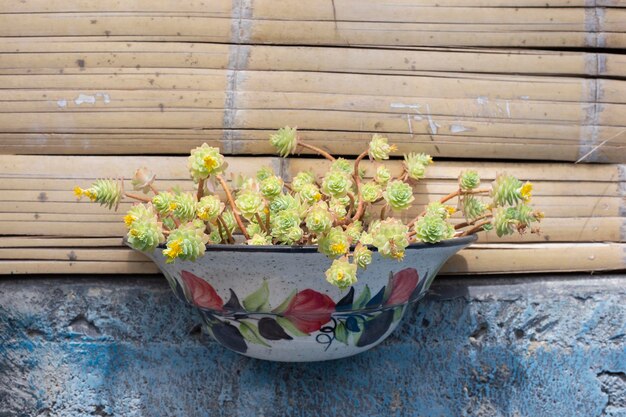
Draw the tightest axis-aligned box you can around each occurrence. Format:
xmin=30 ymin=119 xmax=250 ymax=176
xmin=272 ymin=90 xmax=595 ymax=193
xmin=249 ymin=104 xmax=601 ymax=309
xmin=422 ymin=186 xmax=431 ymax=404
xmin=1 ymin=4 xmax=623 ymax=48
xmin=0 ymin=67 xmax=624 ymax=161
xmin=1 ymin=243 xmax=623 ymax=275
xmin=0 ymin=156 xmax=623 ymax=246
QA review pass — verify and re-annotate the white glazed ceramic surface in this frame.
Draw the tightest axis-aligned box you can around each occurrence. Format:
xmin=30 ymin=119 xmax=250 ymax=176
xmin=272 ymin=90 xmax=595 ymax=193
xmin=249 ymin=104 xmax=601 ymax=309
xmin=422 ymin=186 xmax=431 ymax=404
xmin=140 ymin=235 xmax=476 ymax=362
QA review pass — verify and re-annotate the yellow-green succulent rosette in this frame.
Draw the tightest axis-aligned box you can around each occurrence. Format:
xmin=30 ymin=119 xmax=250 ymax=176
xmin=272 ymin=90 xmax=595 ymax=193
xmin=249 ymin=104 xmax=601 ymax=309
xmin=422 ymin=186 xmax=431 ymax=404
xmin=319 ymin=227 xmax=351 ymax=257
xmin=162 ymin=223 xmax=209 ymax=263
xmin=188 ymin=143 xmax=225 ymax=182
xmin=322 ymin=170 xmax=353 ymax=198
xmin=459 ymin=170 xmax=480 ymax=191
xmin=171 ymin=192 xmax=197 ymax=222
xmin=383 ymin=180 xmax=415 ymax=211
xmin=414 ymin=214 xmax=455 ymax=244
xmin=325 ymin=257 xmax=358 ymax=289
xmin=74 ymin=179 xmax=122 ymax=210
xmin=403 ymin=152 xmax=432 ymax=180
xmin=370 ymin=218 xmax=409 ymax=260
xmin=368 ymin=134 xmax=396 ymax=161
xmin=269 ymin=126 xmax=298 ymax=157
xmin=197 ymin=195 xmax=224 ymax=222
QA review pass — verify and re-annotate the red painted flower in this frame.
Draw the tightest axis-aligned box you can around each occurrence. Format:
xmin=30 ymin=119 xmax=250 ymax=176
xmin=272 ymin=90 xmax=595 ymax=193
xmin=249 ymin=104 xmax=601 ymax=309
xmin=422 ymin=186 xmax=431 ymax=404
xmin=180 ymin=271 xmax=224 ymax=311
xmin=385 ymin=268 xmax=419 ymax=306
xmin=283 ymin=289 xmax=336 ymax=334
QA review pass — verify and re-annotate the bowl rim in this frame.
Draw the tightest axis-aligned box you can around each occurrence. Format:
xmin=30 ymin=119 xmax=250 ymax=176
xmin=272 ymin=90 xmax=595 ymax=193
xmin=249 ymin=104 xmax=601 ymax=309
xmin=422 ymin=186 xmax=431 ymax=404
xmin=147 ymin=234 xmax=477 ymax=253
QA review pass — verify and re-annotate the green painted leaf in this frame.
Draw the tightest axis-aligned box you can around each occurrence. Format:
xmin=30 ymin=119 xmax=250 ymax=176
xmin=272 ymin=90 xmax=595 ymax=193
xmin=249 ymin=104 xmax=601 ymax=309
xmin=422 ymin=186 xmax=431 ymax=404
xmin=275 ymin=316 xmax=308 ymax=337
xmin=392 ymin=305 xmax=404 ymax=323
xmin=353 ymin=285 xmax=371 ymax=309
xmin=382 ymin=271 xmax=394 ymax=304
xmin=335 ymin=322 xmax=349 ymax=345
xmin=272 ymin=289 xmax=297 ymax=314
xmin=242 ymin=280 xmax=270 ymax=312
xmin=239 ymin=320 xmax=271 ymax=347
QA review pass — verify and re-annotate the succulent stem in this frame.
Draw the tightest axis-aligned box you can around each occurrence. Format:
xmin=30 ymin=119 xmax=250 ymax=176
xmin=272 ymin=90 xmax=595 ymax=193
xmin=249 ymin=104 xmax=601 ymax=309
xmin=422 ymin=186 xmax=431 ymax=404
xmin=196 ymin=178 xmax=205 ymax=201
xmin=215 ymin=175 xmax=250 ymax=240
xmin=124 ymin=192 xmax=151 ymax=203
xmin=297 ymin=141 xmax=336 ymax=162
xmin=350 ymin=149 xmax=369 ymax=222
xmin=461 ymin=220 xmax=492 ymax=236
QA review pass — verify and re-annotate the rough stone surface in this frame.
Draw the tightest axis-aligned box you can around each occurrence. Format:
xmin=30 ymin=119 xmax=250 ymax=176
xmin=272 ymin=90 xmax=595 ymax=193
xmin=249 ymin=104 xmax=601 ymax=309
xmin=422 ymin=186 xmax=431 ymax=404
xmin=0 ymin=274 xmax=624 ymax=417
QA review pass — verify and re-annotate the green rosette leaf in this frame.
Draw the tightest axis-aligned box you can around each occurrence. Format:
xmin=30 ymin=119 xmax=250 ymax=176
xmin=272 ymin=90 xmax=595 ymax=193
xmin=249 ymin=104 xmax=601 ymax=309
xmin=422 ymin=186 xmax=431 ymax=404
xmin=162 ymin=223 xmax=209 ymax=263
xmin=171 ymin=192 xmax=197 ymax=222
xmin=382 ymin=180 xmax=415 ymax=211
xmin=318 ymin=227 xmax=350 ymax=257
xmin=269 ymin=126 xmax=298 ymax=157
xmin=368 ymin=134 xmax=396 ymax=161
xmin=414 ymin=213 xmax=455 ymax=244
xmin=370 ymin=218 xmax=409 ymax=260
xmin=187 ymin=143 xmax=225 ymax=182
xmin=459 ymin=170 xmax=480 ymax=191
xmin=403 ymin=152 xmax=432 ymax=180
xmin=325 ymin=258 xmax=358 ymax=289
xmin=321 ymin=170 xmax=353 ymax=198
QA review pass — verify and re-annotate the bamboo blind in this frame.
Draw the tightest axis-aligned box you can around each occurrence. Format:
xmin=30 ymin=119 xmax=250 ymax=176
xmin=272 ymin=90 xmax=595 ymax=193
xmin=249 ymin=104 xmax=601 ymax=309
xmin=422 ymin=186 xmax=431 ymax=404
xmin=0 ymin=0 xmax=624 ymax=274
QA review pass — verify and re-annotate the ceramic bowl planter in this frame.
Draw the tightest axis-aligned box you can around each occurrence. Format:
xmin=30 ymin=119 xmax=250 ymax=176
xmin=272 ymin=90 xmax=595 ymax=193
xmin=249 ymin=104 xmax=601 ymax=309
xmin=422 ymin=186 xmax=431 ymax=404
xmin=77 ymin=131 xmax=541 ymax=361
xmin=137 ymin=235 xmax=476 ymax=362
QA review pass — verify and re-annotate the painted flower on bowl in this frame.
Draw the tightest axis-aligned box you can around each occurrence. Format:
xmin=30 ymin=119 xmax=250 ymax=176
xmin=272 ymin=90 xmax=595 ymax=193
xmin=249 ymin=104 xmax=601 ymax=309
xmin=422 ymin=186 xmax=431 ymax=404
xmin=282 ymin=290 xmax=337 ymax=334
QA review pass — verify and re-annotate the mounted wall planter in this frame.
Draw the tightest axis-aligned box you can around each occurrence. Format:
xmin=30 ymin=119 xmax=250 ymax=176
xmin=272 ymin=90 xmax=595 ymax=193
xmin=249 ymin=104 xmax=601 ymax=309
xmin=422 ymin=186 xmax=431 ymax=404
xmin=137 ymin=235 xmax=476 ymax=362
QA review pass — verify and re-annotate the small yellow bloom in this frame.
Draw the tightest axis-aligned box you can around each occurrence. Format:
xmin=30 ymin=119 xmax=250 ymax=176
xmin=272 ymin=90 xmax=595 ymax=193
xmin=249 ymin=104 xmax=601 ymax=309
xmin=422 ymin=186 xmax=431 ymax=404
xmin=336 ymin=271 xmax=345 ymax=282
xmin=390 ymin=144 xmax=398 ymax=152
xmin=445 ymin=205 xmax=457 ymax=216
xmin=391 ymin=250 xmax=405 ymax=261
xmin=197 ymin=209 xmax=209 ymax=221
xmin=83 ymin=190 xmax=97 ymax=201
xmin=203 ymin=155 xmax=218 ymax=171
xmin=129 ymin=228 xmax=140 ymax=237
xmin=330 ymin=242 xmax=347 ymax=254
xmin=163 ymin=239 xmax=183 ymax=263
xmin=520 ymin=182 xmax=533 ymax=202
xmin=314 ymin=192 xmax=322 ymax=202
xmin=73 ymin=186 xmax=83 ymax=198
xmin=169 ymin=202 xmax=178 ymax=211
xmin=124 ymin=214 xmax=136 ymax=227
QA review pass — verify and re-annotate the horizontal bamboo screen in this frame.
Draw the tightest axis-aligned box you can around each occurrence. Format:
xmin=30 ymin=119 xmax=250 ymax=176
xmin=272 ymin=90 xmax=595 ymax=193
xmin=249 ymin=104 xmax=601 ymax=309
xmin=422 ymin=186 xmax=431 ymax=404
xmin=0 ymin=0 xmax=624 ymax=275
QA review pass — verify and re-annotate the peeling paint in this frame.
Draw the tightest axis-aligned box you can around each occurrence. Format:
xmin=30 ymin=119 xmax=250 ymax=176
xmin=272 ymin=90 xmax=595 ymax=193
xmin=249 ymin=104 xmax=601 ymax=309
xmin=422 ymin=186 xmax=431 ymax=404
xmin=390 ymin=102 xmax=421 ymax=110
xmin=425 ymin=104 xmax=440 ymax=135
xmin=450 ymin=124 xmax=472 ymax=134
xmin=73 ymin=93 xmax=111 ymax=106
xmin=74 ymin=94 xmax=97 ymax=105
xmin=476 ymin=96 xmax=489 ymax=105
xmin=56 ymin=99 xmax=67 ymax=108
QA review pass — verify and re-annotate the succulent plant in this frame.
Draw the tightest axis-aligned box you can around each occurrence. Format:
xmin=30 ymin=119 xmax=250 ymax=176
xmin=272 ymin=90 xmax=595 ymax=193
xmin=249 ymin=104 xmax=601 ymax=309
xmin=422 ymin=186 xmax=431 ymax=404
xmin=403 ymin=152 xmax=432 ymax=180
xmin=75 ymin=126 xmax=540 ymax=289
xmin=383 ymin=180 xmax=415 ymax=211
xmin=459 ymin=170 xmax=480 ymax=191
xmin=325 ymin=257 xmax=358 ymax=289
xmin=163 ymin=223 xmax=209 ymax=263
xmin=188 ymin=144 xmax=225 ymax=182
xmin=368 ymin=134 xmax=396 ymax=161
xmin=414 ymin=214 xmax=455 ymax=244
xmin=197 ymin=195 xmax=224 ymax=221
xmin=269 ymin=126 xmax=298 ymax=157
xmin=74 ymin=179 xmax=122 ymax=209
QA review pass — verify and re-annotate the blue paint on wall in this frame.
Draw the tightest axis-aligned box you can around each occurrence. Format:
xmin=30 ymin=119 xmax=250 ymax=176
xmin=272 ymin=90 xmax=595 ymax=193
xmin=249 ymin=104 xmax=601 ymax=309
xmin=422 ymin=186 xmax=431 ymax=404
xmin=0 ymin=275 xmax=624 ymax=417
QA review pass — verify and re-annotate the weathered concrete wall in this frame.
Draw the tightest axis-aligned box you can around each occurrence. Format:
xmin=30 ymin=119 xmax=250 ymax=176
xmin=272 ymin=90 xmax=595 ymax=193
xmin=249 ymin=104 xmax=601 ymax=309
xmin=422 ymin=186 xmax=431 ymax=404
xmin=1 ymin=275 xmax=624 ymax=417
